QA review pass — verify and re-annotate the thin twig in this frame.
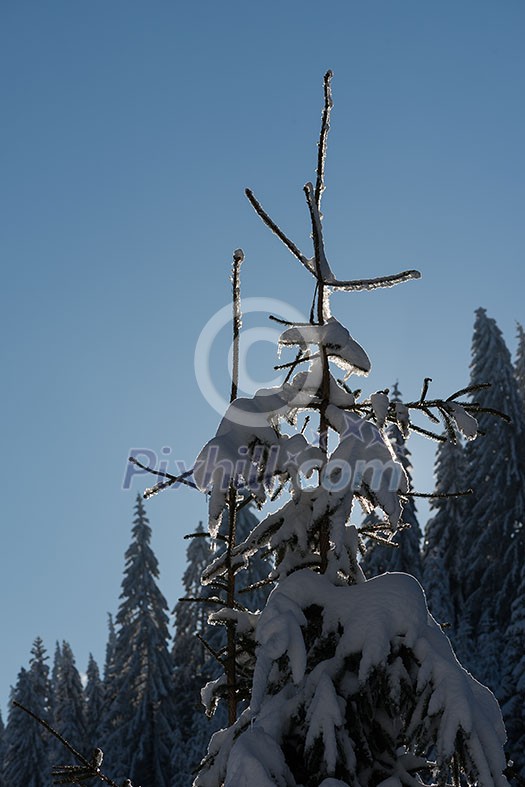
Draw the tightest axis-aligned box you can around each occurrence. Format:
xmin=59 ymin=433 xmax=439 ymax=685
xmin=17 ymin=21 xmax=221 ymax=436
xmin=269 ymin=314 xmax=319 ymax=328
xmin=419 ymin=377 xmax=432 ymax=402
xmin=178 ymin=596 xmax=229 ymax=608
xmin=315 ymin=69 xmax=333 ymax=210
xmin=128 ymin=456 xmax=197 ymax=488
xmin=283 ymin=350 xmax=305 ymax=385
xmin=274 ymin=352 xmax=318 ymax=370
xmin=304 ymin=182 xmax=332 ymax=285
xmin=238 ymin=577 xmax=275 ymax=594
xmin=327 ymin=269 xmax=422 ymax=290
xmin=408 ymin=423 xmax=447 ymax=442
xmin=404 ymin=489 xmax=473 ymax=499
xmin=445 ymin=382 xmax=491 ymax=401
xmin=230 ymin=249 xmax=244 ymax=401
xmin=245 ymin=188 xmax=315 ymax=276
xmin=196 ymin=633 xmax=224 ymax=666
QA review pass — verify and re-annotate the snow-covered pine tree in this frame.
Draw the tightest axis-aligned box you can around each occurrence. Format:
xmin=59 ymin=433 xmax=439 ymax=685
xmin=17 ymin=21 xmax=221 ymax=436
xmin=457 ymin=309 xmax=525 ymax=688
xmin=3 ymin=639 xmax=52 ymax=787
xmin=500 ymin=561 xmax=525 ymax=778
xmin=104 ymin=494 xmax=176 ymax=787
xmin=3 ymin=671 xmax=49 ymax=787
xmin=51 ymin=641 xmax=86 ymax=763
xmin=94 ymin=613 xmax=117 ymax=754
xmin=172 ymin=522 xmax=223 ymax=786
xmin=84 ymin=653 xmax=104 ymax=752
xmin=189 ymin=72 xmax=509 ymax=787
xmin=421 ymin=437 xmax=467 ymax=628
xmin=360 ymin=383 xmax=423 ymax=581
xmin=49 ymin=641 xmax=64 ymax=762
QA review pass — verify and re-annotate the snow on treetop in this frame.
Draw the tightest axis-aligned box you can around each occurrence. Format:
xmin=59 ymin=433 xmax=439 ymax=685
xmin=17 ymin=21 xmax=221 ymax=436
xmin=279 ymin=318 xmax=371 ymax=376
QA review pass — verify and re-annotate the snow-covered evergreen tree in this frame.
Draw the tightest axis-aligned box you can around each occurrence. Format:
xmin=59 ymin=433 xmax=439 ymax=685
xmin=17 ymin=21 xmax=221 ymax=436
xmin=3 ymin=639 xmax=51 ymax=787
xmin=3 ymin=672 xmax=49 ymax=787
xmin=361 ymin=383 xmax=423 ymax=581
xmin=172 ymin=522 xmax=224 ymax=786
xmin=84 ymin=653 xmax=104 ymax=752
xmin=188 ymin=73 xmax=509 ymax=787
xmin=103 ymin=612 xmax=117 ymax=685
xmin=104 ymin=494 xmax=176 ymax=787
xmin=29 ymin=637 xmax=52 ymax=723
xmin=500 ymin=561 xmax=525 ymax=777
xmin=421 ymin=437 xmax=467 ymax=628
xmin=457 ymin=309 xmax=525 ymax=687
xmin=51 ymin=640 xmax=86 ymax=758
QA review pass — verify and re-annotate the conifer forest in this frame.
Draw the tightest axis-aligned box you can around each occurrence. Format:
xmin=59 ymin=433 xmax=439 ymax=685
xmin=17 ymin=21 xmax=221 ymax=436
xmin=2 ymin=73 xmax=524 ymax=787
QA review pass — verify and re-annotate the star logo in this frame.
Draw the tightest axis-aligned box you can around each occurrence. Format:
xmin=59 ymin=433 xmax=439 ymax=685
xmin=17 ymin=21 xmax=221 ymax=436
xmin=368 ymin=425 xmax=387 ymax=447
xmin=284 ymin=447 xmax=304 ymax=469
xmin=339 ymin=412 xmax=369 ymax=442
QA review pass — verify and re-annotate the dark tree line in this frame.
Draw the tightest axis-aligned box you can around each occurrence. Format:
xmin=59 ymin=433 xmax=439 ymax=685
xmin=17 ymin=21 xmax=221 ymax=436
xmin=363 ymin=312 xmax=525 ymax=778
xmin=0 ymin=496 xmax=269 ymax=787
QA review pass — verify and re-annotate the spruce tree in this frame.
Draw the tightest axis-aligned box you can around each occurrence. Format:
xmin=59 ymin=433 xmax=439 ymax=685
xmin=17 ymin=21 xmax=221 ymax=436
xmin=500 ymin=561 xmax=525 ymax=777
xmin=458 ymin=308 xmax=525 ymax=686
xmin=51 ymin=641 xmax=86 ymax=763
xmin=105 ymin=494 xmax=175 ymax=787
xmin=3 ymin=639 xmax=51 ymax=787
xmin=29 ymin=637 xmax=52 ymax=724
xmin=3 ymin=672 xmax=49 ymax=787
xmin=187 ymin=73 xmax=509 ymax=787
xmin=361 ymin=383 xmax=423 ymax=581
xmin=172 ymin=522 xmax=223 ymax=786
xmin=84 ymin=653 xmax=104 ymax=752
xmin=421 ymin=437 xmax=467 ymax=628
xmin=49 ymin=641 xmax=63 ymax=763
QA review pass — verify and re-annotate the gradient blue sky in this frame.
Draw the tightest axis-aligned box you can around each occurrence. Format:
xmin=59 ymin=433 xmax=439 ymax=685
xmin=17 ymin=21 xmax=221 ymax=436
xmin=1 ymin=1 xmax=524 ymax=715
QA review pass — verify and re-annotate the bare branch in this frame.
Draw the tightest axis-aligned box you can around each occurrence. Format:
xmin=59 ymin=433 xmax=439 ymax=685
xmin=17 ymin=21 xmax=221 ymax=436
xmin=315 ymin=69 xmax=334 ymax=209
xmin=245 ymin=188 xmax=315 ymax=276
xmin=408 ymin=423 xmax=447 ymax=442
xmin=238 ymin=577 xmax=275 ymax=594
xmin=419 ymin=377 xmax=432 ymax=402
xmin=327 ymin=268 xmax=422 ymax=291
xmin=196 ymin=633 xmax=225 ymax=666
xmin=304 ymin=182 xmax=333 ymax=287
xmin=274 ymin=352 xmax=319 ymax=370
xmin=13 ymin=702 xmax=122 ymax=787
xmin=445 ymin=382 xmax=491 ymax=401
xmin=231 ymin=248 xmax=244 ymax=402
xmin=404 ymin=489 xmax=473 ymax=500
xmin=269 ymin=314 xmax=319 ymax=327
xmin=128 ymin=456 xmax=197 ymax=490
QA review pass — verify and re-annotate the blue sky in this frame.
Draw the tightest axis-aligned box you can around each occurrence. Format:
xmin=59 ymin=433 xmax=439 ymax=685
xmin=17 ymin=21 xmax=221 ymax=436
xmin=1 ymin=1 xmax=524 ymax=715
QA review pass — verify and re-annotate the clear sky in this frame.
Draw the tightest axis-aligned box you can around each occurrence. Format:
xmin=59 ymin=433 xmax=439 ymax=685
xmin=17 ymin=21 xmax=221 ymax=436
xmin=1 ymin=1 xmax=524 ymax=716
